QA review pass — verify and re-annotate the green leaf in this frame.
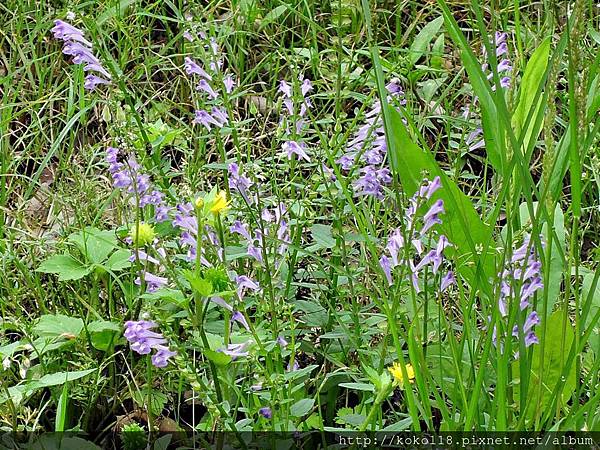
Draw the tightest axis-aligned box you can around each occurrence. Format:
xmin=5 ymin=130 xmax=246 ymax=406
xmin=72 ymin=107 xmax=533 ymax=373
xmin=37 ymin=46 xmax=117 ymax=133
xmin=512 ymin=37 xmax=551 ymax=158
xmin=37 ymin=254 xmax=93 ymax=281
xmin=386 ymin=107 xmax=495 ymax=285
xmin=581 ymin=273 xmax=600 ymax=356
xmin=104 ymin=249 xmax=132 ymax=271
xmin=69 ymin=227 xmax=118 ymax=264
xmin=33 ymin=314 xmax=84 ymax=340
xmin=87 ymin=320 xmax=121 ymax=351
xmin=408 ymin=16 xmax=444 ymax=66
xmin=28 ymin=368 xmax=96 ymax=391
xmin=183 ymin=270 xmax=213 ymax=297
xmin=260 ymin=5 xmax=287 ymax=29
xmin=513 ymin=311 xmax=576 ymax=423
xmin=132 ymin=390 xmax=167 ymax=416
xmin=294 ymin=300 xmax=329 ymax=327
xmin=203 ymin=348 xmax=232 ymax=367
xmin=310 ymin=224 xmax=335 ymax=249
xmin=338 ymin=382 xmax=375 ymax=392
xmin=290 ymin=398 xmax=315 ymax=417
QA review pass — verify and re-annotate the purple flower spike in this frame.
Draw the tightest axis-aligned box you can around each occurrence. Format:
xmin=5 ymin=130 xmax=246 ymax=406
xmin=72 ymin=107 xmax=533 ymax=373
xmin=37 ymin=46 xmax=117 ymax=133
xmin=51 ymin=20 xmax=92 ymax=46
xmin=218 ymin=342 xmax=250 ymax=360
xmin=236 ymin=275 xmax=260 ymax=300
xmin=124 ymin=320 xmax=176 ymax=368
xmin=196 ymin=79 xmax=219 ymax=99
xmin=223 ymin=74 xmax=235 ymax=93
xmin=279 ymin=80 xmax=292 ymax=98
xmin=135 ymin=271 xmax=168 ymax=293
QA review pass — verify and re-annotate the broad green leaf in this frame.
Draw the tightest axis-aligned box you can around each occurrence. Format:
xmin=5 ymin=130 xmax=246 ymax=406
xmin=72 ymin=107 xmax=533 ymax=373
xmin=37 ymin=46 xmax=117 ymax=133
xmin=183 ymin=270 xmax=213 ymax=297
xmin=36 ymin=254 xmax=93 ymax=281
xmin=28 ymin=368 xmax=96 ymax=391
xmin=513 ymin=311 xmax=576 ymax=423
xmin=290 ymin=398 xmax=315 ymax=417
xmin=33 ymin=314 xmax=84 ymax=340
xmin=104 ymin=248 xmax=132 ymax=271
xmin=408 ymin=17 xmax=444 ymax=66
xmin=203 ymin=348 xmax=232 ymax=367
xmin=310 ymin=224 xmax=335 ymax=249
xmin=69 ymin=227 xmax=118 ymax=264
xmin=338 ymin=382 xmax=375 ymax=392
xmin=87 ymin=320 xmax=121 ymax=351
xmin=512 ymin=38 xmax=551 ymax=159
xmin=386 ymin=107 xmax=495 ymax=285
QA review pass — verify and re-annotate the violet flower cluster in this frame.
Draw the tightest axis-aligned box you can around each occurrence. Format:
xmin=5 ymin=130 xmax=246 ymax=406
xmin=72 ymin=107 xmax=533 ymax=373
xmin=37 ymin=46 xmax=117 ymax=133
xmin=124 ymin=320 xmax=177 ymax=368
xmin=463 ymin=32 xmax=513 ymax=152
xmin=106 ymin=146 xmax=172 ymax=293
xmin=51 ymin=19 xmax=111 ymax=91
xmin=105 ymin=147 xmax=172 ymax=222
xmin=183 ymin=31 xmax=235 ymax=130
xmin=278 ymin=77 xmax=313 ymax=162
xmin=337 ymin=81 xmax=405 ymax=199
xmin=379 ymin=176 xmax=455 ymax=293
xmin=491 ymin=236 xmax=542 ymax=356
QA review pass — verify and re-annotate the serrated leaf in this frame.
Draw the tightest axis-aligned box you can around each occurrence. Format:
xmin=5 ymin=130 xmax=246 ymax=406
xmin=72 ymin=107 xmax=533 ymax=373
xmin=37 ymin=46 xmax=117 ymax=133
xmin=37 ymin=254 xmax=93 ymax=281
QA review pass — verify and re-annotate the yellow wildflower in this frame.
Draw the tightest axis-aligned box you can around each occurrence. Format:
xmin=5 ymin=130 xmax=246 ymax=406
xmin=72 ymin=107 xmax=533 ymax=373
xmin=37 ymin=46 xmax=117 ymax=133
xmin=210 ymin=190 xmax=230 ymax=214
xmin=388 ymin=362 xmax=415 ymax=386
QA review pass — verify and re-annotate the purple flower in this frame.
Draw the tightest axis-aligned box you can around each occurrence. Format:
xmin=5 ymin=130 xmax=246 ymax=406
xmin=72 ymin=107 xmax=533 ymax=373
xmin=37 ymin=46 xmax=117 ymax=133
xmin=283 ymin=141 xmax=310 ymax=162
xmin=223 ymin=74 xmax=235 ymax=93
xmin=421 ymin=199 xmax=445 ymax=235
xmin=51 ymin=20 xmax=92 ymax=46
xmin=259 ymin=407 xmax=272 ymax=419
xmin=236 ymin=275 xmax=260 ymax=300
xmin=440 ymin=271 xmax=455 ymax=292
xmin=193 ymin=110 xmax=221 ymax=130
xmin=379 ymin=255 xmax=393 ymax=285
xmin=301 ymin=78 xmax=313 ymax=96
xmin=124 ymin=320 xmax=176 ymax=368
xmin=135 ymin=271 xmax=168 ymax=293
xmin=84 ymin=74 xmax=111 ymax=91
xmin=218 ymin=342 xmax=249 ymax=360
xmin=211 ymin=107 xmax=228 ymax=127
xmin=151 ymin=346 xmax=177 ymax=368
xmin=184 ymin=56 xmax=212 ymax=80
xmin=231 ymin=311 xmax=251 ymax=331
xmin=228 ymin=163 xmax=253 ymax=201
xmin=279 ymin=80 xmax=292 ymax=98
xmin=230 ymin=220 xmax=252 ymax=240
xmin=277 ymin=336 xmax=288 ymax=348
xmin=196 ymin=79 xmax=218 ymax=99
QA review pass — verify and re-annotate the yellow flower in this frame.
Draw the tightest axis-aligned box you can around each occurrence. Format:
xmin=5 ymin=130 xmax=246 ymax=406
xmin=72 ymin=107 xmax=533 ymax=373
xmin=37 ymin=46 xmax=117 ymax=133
xmin=195 ymin=197 xmax=204 ymax=208
xmin=388 ymin=362 xmax=415 ymax=386
xmin=209 ymin=191 xmax=230 ymax=214
xmin=129 ymin=222 xmax=155 ymax=247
